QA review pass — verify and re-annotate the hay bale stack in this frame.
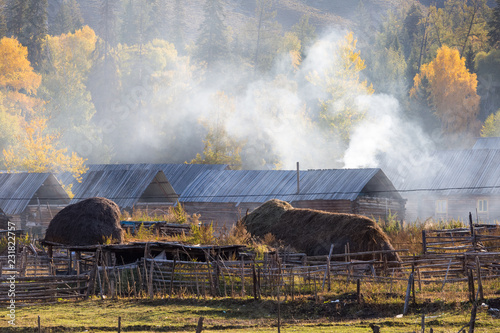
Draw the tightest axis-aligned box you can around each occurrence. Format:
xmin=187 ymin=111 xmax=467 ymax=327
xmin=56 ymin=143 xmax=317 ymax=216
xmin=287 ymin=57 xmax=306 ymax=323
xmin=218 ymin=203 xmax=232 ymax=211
xmin=44 ymin=197 xmax=124 ymax=246
xmin=242 ymin=199 xmax=400 ymax=262
xmin=243 ymin=199 xmax=293 ymax=236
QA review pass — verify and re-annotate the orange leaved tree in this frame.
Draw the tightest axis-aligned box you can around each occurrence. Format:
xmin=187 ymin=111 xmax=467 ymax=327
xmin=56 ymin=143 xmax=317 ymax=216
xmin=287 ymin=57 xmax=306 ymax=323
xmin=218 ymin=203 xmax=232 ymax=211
xmin=410 ymin=45 xmax=480 ymax=137
xmin=3 ymin=117 xmax=87 ymax=182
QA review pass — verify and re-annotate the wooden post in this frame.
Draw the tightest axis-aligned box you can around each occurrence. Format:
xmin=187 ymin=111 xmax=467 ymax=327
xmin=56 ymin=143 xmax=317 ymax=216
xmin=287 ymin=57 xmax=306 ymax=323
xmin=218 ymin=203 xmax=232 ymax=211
xmin=422 ymin=230 xmax=427 ymax=255
xmin=240 ymin=258 xmax=245 ymax=297
xmin=468 ymin=303 xmax=477 ymax=333
xmin=38 ymin=316 xmax=41 ymax=333
xmin=196 ymin=317 xmax=204 ymax=333
xmin=118 ymin=316 xmax=121 ymax=333
xmin=475 ymin=256 xmax=484 ymax=301
xmin=322 ymin=244 xmax=334 ymax=291
xmin=403 ymin=273 xmax=414 ymax=315
xmin=169 ymin=258 xmax=176 ymax=298
xmin=356 ymin=279 xmax=361 ymax=304
xmin=252 ymin=262 xmax=258 ymax=300
xmin=148 ymin=259 xmax=154 ymax=299
xmin=469 ymin=212 xmax=477 ymax=251
xmin=421 ymin=313 xmax=425 ymax=333
xmin=411 ymin=262 xmax=416 ymax=307
xmin=441 ymin=259 xmax=452 ymax=292
xmin=277 ymin=259 xmax=281 ymax=333
xmin=468 ymin=269 xmax=475 ymax=303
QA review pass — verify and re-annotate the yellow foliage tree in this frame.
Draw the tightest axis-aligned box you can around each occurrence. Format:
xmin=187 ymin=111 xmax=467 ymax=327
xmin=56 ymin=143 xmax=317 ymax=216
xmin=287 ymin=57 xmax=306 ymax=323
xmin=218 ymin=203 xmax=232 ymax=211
xmin=307 ymin=31 xmax=373 ymax=143
xmin=190 ymin=91 xmax=243 ymax=169
xmin=410 ymin=45 xmax=480 ymax=136
xmin=0 ymin=37 xmax=43 ymax=117
xmin=3 ymin=117 xmax=88 ymax=181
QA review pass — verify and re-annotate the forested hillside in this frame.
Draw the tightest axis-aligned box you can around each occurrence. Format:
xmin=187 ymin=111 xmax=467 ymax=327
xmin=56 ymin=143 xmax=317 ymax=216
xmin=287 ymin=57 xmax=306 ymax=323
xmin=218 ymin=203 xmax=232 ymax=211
xmin=0 ymin=0 xmax=499 ymax=177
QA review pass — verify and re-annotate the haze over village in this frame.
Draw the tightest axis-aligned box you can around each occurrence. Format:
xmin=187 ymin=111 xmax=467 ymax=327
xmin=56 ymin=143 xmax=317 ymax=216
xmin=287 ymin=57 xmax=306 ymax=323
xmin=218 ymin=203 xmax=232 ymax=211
xmin=2 ymin=1 xmax=500 ymax=332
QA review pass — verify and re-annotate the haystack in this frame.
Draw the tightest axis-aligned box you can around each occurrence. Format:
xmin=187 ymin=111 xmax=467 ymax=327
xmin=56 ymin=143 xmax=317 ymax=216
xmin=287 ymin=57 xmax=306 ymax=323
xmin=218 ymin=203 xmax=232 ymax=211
xmin=242 ymin=199 xmax=400 ymax=262
xmin=44 ymin=197 xmax=124 ymax=246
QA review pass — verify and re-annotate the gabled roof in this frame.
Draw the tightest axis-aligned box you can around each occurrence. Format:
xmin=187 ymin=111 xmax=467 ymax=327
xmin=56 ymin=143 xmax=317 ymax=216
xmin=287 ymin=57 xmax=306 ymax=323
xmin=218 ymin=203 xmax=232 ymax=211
xmin=472 ymin=137 xmax=500 ymax=150
xmin=70 ymin=169 xmax=178 ymax=209
xmin=60 ymin=164 xmax=229 ymax=195
xmin=0 ymin=173 xmax=70 ymax=215
xmin=179 ymin=168 xmax=402 ymax=204
xmin=399 ymin=149 xmax=500 ymax=196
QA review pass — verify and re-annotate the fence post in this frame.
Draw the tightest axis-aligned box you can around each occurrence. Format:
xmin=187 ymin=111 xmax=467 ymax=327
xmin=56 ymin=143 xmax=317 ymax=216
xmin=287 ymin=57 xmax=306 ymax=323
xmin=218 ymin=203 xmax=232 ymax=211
xmin=403 ymin=272 xmax=414 ymax=315
xmin=475 ymin=256 xmax=484 ymax=301
xmin=422 ymin=230 xmax=427 ymax=255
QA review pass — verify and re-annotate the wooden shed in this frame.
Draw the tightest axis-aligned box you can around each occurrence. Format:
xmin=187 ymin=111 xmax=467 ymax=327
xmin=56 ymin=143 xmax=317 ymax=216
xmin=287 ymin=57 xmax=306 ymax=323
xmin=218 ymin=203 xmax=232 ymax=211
xmin=68 ymin=168 xmax=178 ymax=213
xmin=397 ymin=149 xmax=500 ymax=223
xmin=179 ymin=168 xmax=406 ymax=230
xmin=0 ymin=173 xmax=70 ymax=234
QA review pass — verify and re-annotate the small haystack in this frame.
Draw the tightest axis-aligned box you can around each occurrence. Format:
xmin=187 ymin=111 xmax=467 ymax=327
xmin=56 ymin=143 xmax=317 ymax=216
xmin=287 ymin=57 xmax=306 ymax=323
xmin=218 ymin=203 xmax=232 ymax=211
xmin=242 ymin=199 xmax=400 ymax=262
xmin=44 ymin=197 xmax=124 ymax=246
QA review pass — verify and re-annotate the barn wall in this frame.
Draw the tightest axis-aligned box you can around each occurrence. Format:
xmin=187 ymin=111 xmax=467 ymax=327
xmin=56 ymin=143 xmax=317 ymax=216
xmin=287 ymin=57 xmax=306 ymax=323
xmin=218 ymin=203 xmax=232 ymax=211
xmin=132 ymin=203 xmax=176 ymax=216
xmin=291 ymin=200 xmax=354 ymax=213
xmin=405 ymin=194 xmax=500 ymax=223
xmin=22 ymin=205 xmax=66 ymax=237
xmin=355 ymin=197 xmax=406 ymax=222
xmin=182 ymin=202 xmax=260 ymax=231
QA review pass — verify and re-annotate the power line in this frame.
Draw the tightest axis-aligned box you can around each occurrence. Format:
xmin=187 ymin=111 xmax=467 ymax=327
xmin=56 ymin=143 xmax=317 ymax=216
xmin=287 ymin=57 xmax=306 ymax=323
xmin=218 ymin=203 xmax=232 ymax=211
xmin=2 ymin=184 xmax=500 ymax=201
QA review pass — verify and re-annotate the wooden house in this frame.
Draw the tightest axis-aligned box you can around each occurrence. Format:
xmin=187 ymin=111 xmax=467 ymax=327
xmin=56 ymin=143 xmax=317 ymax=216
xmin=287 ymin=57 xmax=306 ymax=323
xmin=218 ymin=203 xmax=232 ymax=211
xmin=397 ymin=149 xmax=500 ymax=223
xmin=0 ymin=173 xmax=70 ymax=234
xmin=68 ymin=168 xmax=178 ymax=214
xmin=179 ymin=168 xmax=406 ymax=230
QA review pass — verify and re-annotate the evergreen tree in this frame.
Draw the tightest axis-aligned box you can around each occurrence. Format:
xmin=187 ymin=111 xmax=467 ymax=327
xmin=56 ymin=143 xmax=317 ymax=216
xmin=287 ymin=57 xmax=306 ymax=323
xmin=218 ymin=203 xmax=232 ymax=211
xmin=98 ymin=0 xmax=119 ymax=57
xmin=0 ymin=0 xmax=6 ymax=38
xmin=24 ymin=0 xmax=48 ymax=69
xmin=51 ymin=0 xmax=83 ymax=36
xmin=252 ymin=0 xmax=281 ymax=73
xmin=120 ymin=0 xmax=138 ymax=45
xmin=195 ymin=0 xmax=229 ymax=71
xmin=149 ymin=0 xmax=169 ymax=41
xmin=172 ymin=0 xmax=185 ymax=52
xmin=6 ymin=0 xmax=27 ymax=39
xmin=488 ymin=0 xmax=500 ymax=48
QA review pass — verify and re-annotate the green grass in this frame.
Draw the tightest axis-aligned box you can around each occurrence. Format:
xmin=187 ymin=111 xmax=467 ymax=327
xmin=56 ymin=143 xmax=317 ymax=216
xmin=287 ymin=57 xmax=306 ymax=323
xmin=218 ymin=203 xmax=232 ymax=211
xmin=2 ymin=293 xmax=500 ymax=332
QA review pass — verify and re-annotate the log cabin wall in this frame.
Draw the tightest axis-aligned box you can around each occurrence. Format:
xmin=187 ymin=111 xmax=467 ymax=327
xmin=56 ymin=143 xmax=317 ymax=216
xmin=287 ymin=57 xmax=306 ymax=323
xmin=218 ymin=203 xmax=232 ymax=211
xmin=406 ymin=194 xmax=500 ymax=223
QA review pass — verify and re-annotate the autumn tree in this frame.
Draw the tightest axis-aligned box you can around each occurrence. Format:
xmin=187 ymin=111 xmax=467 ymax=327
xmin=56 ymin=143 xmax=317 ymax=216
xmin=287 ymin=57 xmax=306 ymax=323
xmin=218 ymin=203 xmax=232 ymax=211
xmin=290 ymin=15 xmax=316 ymax=58
xmin=410 ymin=45 xmax=480 ymax=138
xmin=307 ymin=32 xmax=374 ymax=143
xmin=3 ymin=117 xmax=87 ymax=180
xmin=481 ymin=108 xmax=500 ymax=136
xmin=40 ymin=26 xmax=109 ymax=162
xmin=190 ymin=92 xmax=243 ymax=169
xmin=0 ymin=36 xmax=42 ymax=118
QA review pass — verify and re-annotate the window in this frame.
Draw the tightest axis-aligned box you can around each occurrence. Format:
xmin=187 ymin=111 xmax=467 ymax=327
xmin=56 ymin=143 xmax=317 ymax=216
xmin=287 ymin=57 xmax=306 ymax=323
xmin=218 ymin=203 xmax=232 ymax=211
xmin=436 ymin=200 xmax=447 ymax=214
xmin=478 ymin=199 xmax=488 ymax=213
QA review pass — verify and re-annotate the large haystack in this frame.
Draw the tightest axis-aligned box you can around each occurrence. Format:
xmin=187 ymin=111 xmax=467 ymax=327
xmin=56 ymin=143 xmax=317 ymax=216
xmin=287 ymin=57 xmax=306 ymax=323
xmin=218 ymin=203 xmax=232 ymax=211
xmin=44 ymin=197 xmax=124 ymax=246
xmin=242 ymin=199 xmax=400 ymax=262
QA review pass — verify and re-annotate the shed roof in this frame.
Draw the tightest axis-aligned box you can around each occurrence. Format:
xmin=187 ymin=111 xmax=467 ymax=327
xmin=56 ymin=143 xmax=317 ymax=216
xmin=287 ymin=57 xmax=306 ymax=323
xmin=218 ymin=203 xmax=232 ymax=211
xmin=60 ymin=164 xmax=229 ymax=195
xmin=472 ymin=137 xmax=500 ymax=150
xmin=70 ymin=169 xmax=177 ymax=209
xmin=399 ymin=149 xmax=500 ymax=196
xmin=180 ymin=168 xmax=402 ymax=204
xmin=0 ymin=173 xmax=70 ymax=215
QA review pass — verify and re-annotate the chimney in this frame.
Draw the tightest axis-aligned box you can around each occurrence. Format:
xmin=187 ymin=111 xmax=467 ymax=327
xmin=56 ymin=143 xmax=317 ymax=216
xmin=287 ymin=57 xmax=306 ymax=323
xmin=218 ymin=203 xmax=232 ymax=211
xmin=296 ymin=162 xmax=300 ymax=194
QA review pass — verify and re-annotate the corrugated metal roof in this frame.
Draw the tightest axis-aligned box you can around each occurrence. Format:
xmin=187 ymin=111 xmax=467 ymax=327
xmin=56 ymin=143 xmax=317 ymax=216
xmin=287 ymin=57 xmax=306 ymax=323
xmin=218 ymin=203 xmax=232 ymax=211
xmin=0 ymin=173 xmax=69 ymax=215
xmin=472 ymin=137 xmax=500 ymax=150
xmin=60 ymin=164 xmax=229 ymax=195
xmin=70 ymin=169 xmax=177 ymax=209
xmin=399 ymin=149 xmax=500 ymax=195
xmin=179 ymin=168 xmax=401 ymax=203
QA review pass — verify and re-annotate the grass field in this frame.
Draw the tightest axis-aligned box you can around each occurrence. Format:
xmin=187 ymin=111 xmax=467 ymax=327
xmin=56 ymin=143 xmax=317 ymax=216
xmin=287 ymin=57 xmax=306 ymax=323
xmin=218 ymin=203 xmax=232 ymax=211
xmin=2 ymin=281 xmax=500 ymax=333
